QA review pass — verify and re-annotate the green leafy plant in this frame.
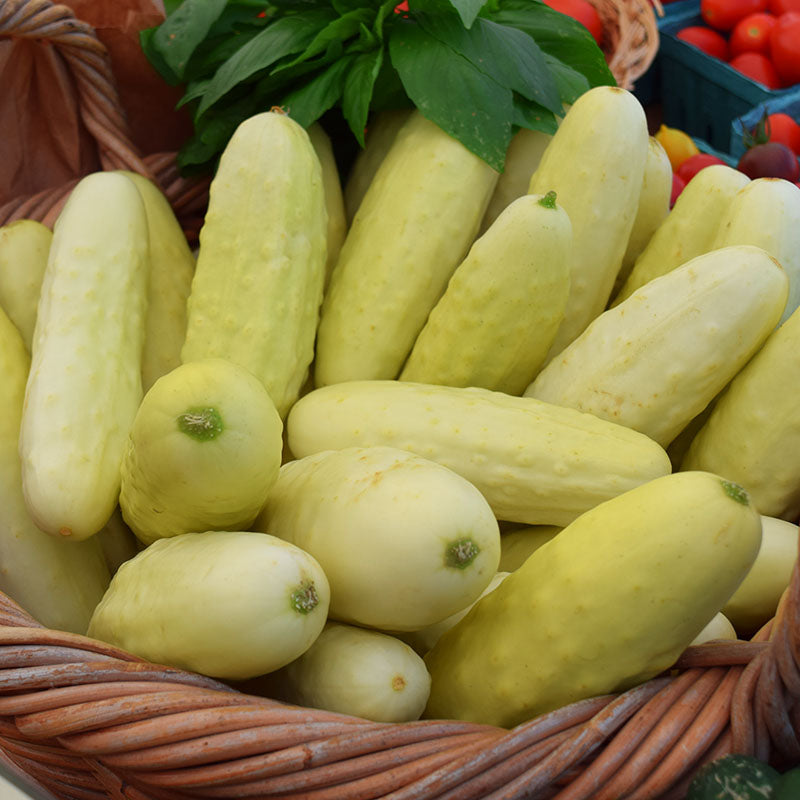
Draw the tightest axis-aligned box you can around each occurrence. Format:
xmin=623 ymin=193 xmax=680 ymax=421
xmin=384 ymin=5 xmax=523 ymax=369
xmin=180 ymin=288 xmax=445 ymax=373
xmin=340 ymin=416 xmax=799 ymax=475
xmin=141 ymin=0 xmax=615 ymax=173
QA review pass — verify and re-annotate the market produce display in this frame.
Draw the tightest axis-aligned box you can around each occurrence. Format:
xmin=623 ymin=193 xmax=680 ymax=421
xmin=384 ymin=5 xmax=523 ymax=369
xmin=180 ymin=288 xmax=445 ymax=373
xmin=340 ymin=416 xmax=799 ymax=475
xmin=3 ymin=0 xmax=800 ymax=797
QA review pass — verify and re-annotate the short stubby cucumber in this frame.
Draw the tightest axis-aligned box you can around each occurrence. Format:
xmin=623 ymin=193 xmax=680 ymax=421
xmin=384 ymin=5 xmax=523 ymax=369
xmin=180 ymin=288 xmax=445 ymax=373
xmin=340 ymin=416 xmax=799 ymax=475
xmin=611 ymin=164 xmax=750 ymax=306
xmin=0 ymin=219 xmax=51 ymax=351
xmin=255 ymin=446 xmax=500 ymax=631
xmin=19 ymin=171 xmax=150 ymax=540
xmin=120 ymin=358 xmax=284 ymax=546
xmin=526 ymin=245 xmax=789 ymax=447
xmin=399 ymin=192 xmax=571 ymax=395
xmin=286 ymin=381 xmax=672 ymax=527
xmin=88 ymin=530 xmax=330 ymax=680
xmin=710 ymin=177 xmax=800 ymax=324
xmin=181 ymin=110 xmax=328 ymax=418
xmin=314 ymin=111 xmax=499 ymax=386
xmin=0 ymin=307 xmax=110 ymax=634
xmin=423 ymin=471 xmax=762 ymax=727
xmin=614 ymin=136 xmax=672 ymax=294
xmin=682 ymin=302 xmax=800 ymax=521
xmin=119 ymin=172 xmax=196 ymax=393
xmin=527 ymin=86 xmax=649 ymax=359
xmin=280 ymin=622 xmax=432 ymax=723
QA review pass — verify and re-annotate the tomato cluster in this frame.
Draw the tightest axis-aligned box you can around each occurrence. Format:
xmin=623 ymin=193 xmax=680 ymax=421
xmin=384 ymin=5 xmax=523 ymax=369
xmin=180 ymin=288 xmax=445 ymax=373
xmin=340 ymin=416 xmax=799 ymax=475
xmin=674 ymin=0 xmax=800 ymax=88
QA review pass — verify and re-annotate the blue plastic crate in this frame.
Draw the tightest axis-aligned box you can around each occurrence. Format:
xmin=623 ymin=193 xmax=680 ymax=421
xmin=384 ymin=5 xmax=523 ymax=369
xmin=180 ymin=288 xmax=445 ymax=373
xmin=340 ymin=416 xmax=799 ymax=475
xmin=658 ymin=1 xmax=798 ymax=152
xmin=729 ymin=88 xmax=800 ymax=161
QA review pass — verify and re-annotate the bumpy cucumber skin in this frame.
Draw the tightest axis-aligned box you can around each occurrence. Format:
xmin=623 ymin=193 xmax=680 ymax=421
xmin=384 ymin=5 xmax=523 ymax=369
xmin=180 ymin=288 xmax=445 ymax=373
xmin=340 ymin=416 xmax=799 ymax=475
xmin=120 ymin=358 xmax=283 ymax=546
xmin=255 ymin=446 xmax=500 ymax=631
xmin=307 ymin=123 xmax=347 ymax=289
xmin=181 ymin=111 xmax=328 ymax=418
xmin=88 ymin=530 xmax=330 ymax=680
xmin=614 ymin=136 xmax=672 ymax=294
xmin=527 ymin=86 xmax=649 ymax=360
xmin=478 ymin=127 xmax=554 ymax=235
xmin=286 ymin=381 xmax=672 ymax=527
xmin=711 ymin=178 xmax=800 ymax=324
xmin=682 ymin=305 xmax=800 ymax=521
xmin=611 ymin=164 xmax=750 ymax=306
xmin=20 ymin=171 xmax=149 ymax=540
xmin=0 ymin=307 xmax=110 ymax=633
xmin=399 ymin=193 xmax=571 ymax=394
xmin=526 ymin=245 xmax=789 ymax=447
xmin=282 ymin=622 xmax=432 ymax=722
xmin=0 ymin=220 xmax=51 ymax=351
xmin=119 ymin=173 xmax=196 ymax=394
xmin=423 ymin=471 xmax=762 ymax=727
xmin=314 ymin=111 xmax=499 ymax=386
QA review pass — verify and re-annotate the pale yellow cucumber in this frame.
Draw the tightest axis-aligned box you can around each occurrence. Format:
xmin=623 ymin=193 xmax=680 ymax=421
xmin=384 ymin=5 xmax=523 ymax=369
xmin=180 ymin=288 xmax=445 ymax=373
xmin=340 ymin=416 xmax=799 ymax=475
xmin=613 ymin=136 xmax=673 ymax=295
xmin=254 ymin=446 xmax=500 ymax=631
xmin=286 ymin=380 xmax=672 ymax=527
xmin=423 ymin=471 xmax=761 ymax=727
xmin=690 ymin=612 xmax=737 ymax=645
xmin=681 ymin=303 xmax=800 ymax=520
xmin=119 ymin=172 xmax=196 ymax=393
xmin=610 ymin=164 xmax=750 ymax=306
xmin=307 ymin=122 xmax=347 ymax=288
xmin=181 ymin=111 xmax=328 ymax=417
xmin=711 ymin=178 xmax=800 ymax=324
xmin=0 ymin=220 xmax=51 ymax=351
xmin=280 ymin=622 xmax=432 ymax=722
xmin=120 ymin=358 xmax=283 ymax=546
xmin=478 ymin=127 xmax=554 ymax=235
xmin=0 ymin=306 xmax=110 ymax=633
xmin=399 ymin=192 xmax=571 ymax=394
xmin=20 ymin=172 xmax=149 ymax=540
xmin=343 ymin=109 xmax=413 ymax=224
xmin=527 ymin=86 xmax=649 ymax=359
xmin=526 ymin=245 xmax=789 ymax=446
xmin=722 ymin=515 xmax=799 ymax=635
xmin=88 ymin=530 xmax=330 ymax=680
xmin=314 ymin=111 xmax=499 ymax=386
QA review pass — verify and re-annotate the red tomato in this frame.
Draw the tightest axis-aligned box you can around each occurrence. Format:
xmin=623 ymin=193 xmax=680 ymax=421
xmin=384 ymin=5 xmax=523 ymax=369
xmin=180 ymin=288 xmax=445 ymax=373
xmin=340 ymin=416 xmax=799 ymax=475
xmin=729 ymin=51 xmax=782 ymax=86
xmin=676 ymin=153 xmax=729 ymax=183
xmin=543 ymin=0 xmax=604 ymax=45
xmin=676 ymin=25 xmax=730 ymax=60
xmin=670 ymin=173 xmax=687 ymax=207
xmin=738 ymin=141 xmax=800 ymax=180
xmin=701 ymin=0 xmax=768 ymax=31
xmin=767 ymin=112 xmax=800 ymax=153
xmin=770 ymin=13 xmax=800 ymax=86
xmin=729 ymin=12 xmax=778 ymax=55
xmin=769 ymin=0 xmax=800 ymax=13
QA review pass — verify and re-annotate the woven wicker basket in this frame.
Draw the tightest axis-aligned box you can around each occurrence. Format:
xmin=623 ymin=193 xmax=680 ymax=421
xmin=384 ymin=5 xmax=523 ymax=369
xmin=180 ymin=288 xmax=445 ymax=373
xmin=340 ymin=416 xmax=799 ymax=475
xmin=3 ymin=2 xmax=796 ymax=799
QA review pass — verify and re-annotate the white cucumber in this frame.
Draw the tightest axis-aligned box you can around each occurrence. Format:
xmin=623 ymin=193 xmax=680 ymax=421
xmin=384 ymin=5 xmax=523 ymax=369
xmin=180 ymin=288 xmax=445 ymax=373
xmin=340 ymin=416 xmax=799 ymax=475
xmin=526 ymin=245 xmax=788 ymax=447
xmin=281 ymin=622 xmax=432 ymax=723
xmin=88 ymin=530 xmax=330 ymax=680
xmin=286 ymin=380 xmax=672 ymax=527
xmin=527 ymin=86 xmax=649 ymax=359
xmin=19 ymin=171 xmax=149 ymax=540
xmin=399 ymin=192 xmax=571 ymax=394
xmin=0 ymin=307 xmax=110 ymax=633
xmin=0 ymin=219 xmax=51 ymax=351
xmin=255 ymin=446 xmax=500 ymax=631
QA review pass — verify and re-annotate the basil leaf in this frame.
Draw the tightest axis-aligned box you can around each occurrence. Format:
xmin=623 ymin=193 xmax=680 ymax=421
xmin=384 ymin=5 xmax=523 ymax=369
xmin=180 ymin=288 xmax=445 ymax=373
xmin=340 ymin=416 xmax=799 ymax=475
xmin=197 ymin=11 xmax=334 ymax=116
xmin=490 ymin=1 xmax=615 ymax=88
xmin=512 ymin=94 xmax=558 ymax=134
xmin=342 ymin=48 xmax=385 ymax=146
xmin=276 ymin=8 xmax=375 ymax=72
xmin=389 ymin=19 xmax=512 ymax=170
xmin=419 ymin=12 xmax=562 ymax=114
xmin=140 ymin=27 xmax=178 ymax=84
xmin=151 ymin=0 xmax=229 ymax=81
xmin=446 ymin=0 xmax=487 ymax=28
xmin=280 ymin=55 xmax=357 ymax=128
xmin=333 ymin=0 xmax=380 ymax=11
xmin=542 ymin=53 xmax=591 ymax=103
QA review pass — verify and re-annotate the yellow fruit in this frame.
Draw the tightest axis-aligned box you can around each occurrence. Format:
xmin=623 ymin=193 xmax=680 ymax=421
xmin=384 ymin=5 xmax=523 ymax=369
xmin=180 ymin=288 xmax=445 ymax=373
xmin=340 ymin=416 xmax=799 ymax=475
xmin=655 ymin=123 xmax=700 ymax=171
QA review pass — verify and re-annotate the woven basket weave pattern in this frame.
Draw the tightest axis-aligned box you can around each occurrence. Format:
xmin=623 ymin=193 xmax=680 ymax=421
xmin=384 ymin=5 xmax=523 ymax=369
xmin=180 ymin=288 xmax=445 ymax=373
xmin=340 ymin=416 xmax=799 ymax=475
xmin=1 ymin=1 xmax=797 ymax=798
